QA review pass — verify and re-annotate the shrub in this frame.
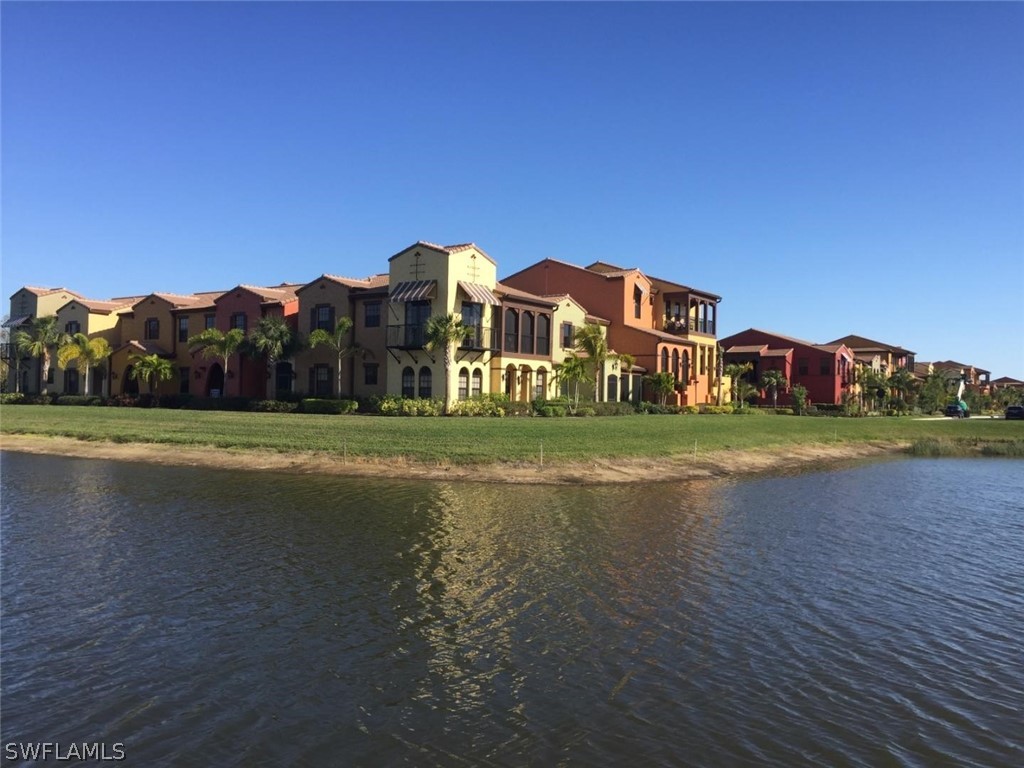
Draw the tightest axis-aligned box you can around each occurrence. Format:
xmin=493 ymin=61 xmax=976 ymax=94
xmin=638 ymin=402 xmax=682 ymax=415
xmin=699 ymin=404 xmax=734 ymax=414
xmin=539 ymin=405 xmax=567 ymax=417
xmin=300 ymin=398 xmax=359 ymax=415
xmin=449 ymin=397 xmax=506 ymax=417
xmin=576 ymin=407 xmax=596 ymax=417
xmin=591 ymin=401 xmax=638 ymax=416
xmin=502 ymin=401 xmax=533 ymax=417
xmin=20 ymin=394 xmax=56 ymax=405
xmin=791 ymin=384 xmax=809 ymax=415
xmin=0 ymin=393 xmax=26 ymax=405
xmin=55 ymin=395 xmax=103 ymax=406
xmin=252 ymin=399 xmax=299 ymax=413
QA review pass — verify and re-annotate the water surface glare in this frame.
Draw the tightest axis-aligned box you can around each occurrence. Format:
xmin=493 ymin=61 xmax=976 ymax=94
xmin=2 ymin=452 xmax=1022 ymax=766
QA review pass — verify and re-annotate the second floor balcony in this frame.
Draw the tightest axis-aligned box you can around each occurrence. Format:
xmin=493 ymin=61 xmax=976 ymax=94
xmin=663 ymin=316 xmax=716 ymax=336
xmin=387 ymin=324 xmax=427 ymax=349
xmin=460 ymin=325 xmax=499 ymax=351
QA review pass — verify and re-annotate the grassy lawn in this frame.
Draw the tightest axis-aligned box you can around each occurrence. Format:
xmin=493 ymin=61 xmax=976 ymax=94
xmin=2 ymin=405 xmax=1021 ymax=464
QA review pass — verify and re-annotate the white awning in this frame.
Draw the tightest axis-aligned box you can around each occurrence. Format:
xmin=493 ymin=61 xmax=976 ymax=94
xmin=389 ymin=280 xmax=437 ymax=303
xmin=457 ymin=281 xmax=500 ymax=306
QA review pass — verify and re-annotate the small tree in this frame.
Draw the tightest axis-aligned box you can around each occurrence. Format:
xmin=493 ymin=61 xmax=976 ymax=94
xmin=424 ymin=314 xmax=472 ymax=414
xmin=129 ymin=353 xmax=176 ymax=400
xmin=188 ymin=328 xmax=246 ymax=393
xmin=248 ymin=316 xmax=296 ymax=400
xmin=554 ymin=354 xmax=590 ymax=414
xmin=57 ymin=333 xmax=112 ymax=396
xmin=724 ymin=361 xmax=752 ymax=409
xmin=760 ymin=369 xmax=787 ymax=409
xmin=644 ymin=371 xmax=676 ymax=406
xmin=574 ymin=322 xmax=609 ymax=402
xmin=13 ymin=315 xmax=63 ymax=394
xmin=791 ymin=383 xmax=809 ymax=415
xmin=309 ymin=316 xmax=364 ymax=399
xmin=616 ymin=353 xmax=636 ymax=402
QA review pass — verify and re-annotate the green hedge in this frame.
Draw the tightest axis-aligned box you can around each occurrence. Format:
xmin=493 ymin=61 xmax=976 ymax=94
xmin=55 ymin=395 xmax=103 ymax=406
xmin=299 ymin=398 xmax=359 ymax=415
xmin=0 ymin=393 xmax=26 ymax=405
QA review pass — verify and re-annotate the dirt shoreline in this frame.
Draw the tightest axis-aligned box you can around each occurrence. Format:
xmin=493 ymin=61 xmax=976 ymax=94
xmin=0 ymin=433 xmax=910 ymax=485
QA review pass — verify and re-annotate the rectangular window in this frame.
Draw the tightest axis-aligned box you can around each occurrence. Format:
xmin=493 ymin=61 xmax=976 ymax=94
xmin=634 ymin=286 xmax=643 ymax=319
xmin=47 ymin=368 xmax=55 ymax=384
xmin=798 ymin=358 xmax=809 ymax=377
xmin=65 ymin=321 xmax=81 ymax=335
xmin=178 ymin=316 xmax=189 ymax=343
xmin=820 ymin=358 xmax=831 ymax=376
xmin=144 ymin=318 xmax=160 ymax=340
xmin=561 ymin=322 xmax=574 ymax=349
xmin=179 ymin=367 xmax=190 ymax=394
xmin=311 ymin=364 xmax=331 ymax=397
xmin=205 ymin=314 xmax=216 ymax=330
xmin=231 ymin=313 xmax=247 ymax=332
xmin=536 ymin=315 xmax=550 ymax=357
xmin=364 ymin=301 xmax=381 ymax=328
xmin=314 ymin=304 xmax=333 ymax=331
xmin=64 ymin=369 xmax=79 ymax=395
xmin=364 ymin=363 xmax=378 ymax=386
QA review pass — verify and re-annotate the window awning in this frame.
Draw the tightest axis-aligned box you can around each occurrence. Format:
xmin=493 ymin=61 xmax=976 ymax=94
xmin=457 ymin=281 xmax=500 ymax=306
xmin=389 ymin=280 xmax=437 ymax=303
xmin=2 ymin=315 xmax=31 ymax=328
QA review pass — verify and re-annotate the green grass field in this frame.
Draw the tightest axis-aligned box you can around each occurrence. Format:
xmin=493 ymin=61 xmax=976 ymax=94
xmin=2 ymin=406 xmax=1021 ymax=463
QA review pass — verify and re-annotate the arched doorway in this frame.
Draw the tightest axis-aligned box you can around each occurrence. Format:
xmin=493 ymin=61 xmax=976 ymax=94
xmin=206 ymin=363 xmax=224 ymax=397
xmin=504 ymin=364 xmax=516 ymax=398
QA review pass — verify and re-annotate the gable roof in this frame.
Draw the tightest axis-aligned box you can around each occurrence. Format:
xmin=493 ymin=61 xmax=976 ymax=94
xmin=217 ymin=284 xmax=302 ymax=304
xmin=388 ymin=241 xmax=496 ymax=266
xmin=829 ymin=334 xmax=915 ymax=356
xmin=15 ymin=286 xmax=84 ymax=299
xmin=57 ymin=297 xmax=143 ymax=315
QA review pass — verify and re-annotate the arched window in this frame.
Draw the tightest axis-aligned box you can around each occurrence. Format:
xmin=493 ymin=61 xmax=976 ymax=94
xmin=471 ymin=369 xmax=483 ymax=397
xmin=418 ymin=366 xmax=432 ymax=398
xmin=458 ymin=367 xmax=469 ymax=400
xmin=607 ymin=374 xmax=618 ymax=402
xmin=504 ymin=364 xmax=516 ymax=398
xmin=661 ymin=348 xmax=669 ymax=373
xmin=521 ymin=312 xmax=534 ymax=355
xmin=401 ymin=367 xmax=415 ymax=398
xmin=535 ymin=367 xmax=547 ymax=399
xmin=682 ymin=351 xmax=690 ymax=383
xmin=504 ymin=309 xmax=519 ymax=352
xmin=672 ymin=349 xmax=680 ymax=382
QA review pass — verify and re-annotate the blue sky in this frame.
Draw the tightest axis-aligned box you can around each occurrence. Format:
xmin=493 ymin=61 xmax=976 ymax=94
xmin=2 ymin=2 xmax=1022 ymax=377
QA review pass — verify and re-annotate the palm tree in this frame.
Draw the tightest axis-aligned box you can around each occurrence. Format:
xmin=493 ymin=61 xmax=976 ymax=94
xmin=760 ymin=369 xmax=787 ymax=409
xmin=644 ymin=371 xmax=676 ymax=406
xmin=887 ymin=367 xmax=915 ymax=411
xmin=574 ymin=322 xmax=609 ymax=402
xmin=554 ymin=353 xmax=591 ymax=414
xmin=248 ymin=316 xmax=295 ymax=400
xmin=724 ymin=361 xmax=752 ymax=409
xmin=188 ymin=328 xmax=246 ymax=394
xmin=13 ymin=315 xmax=63 ymax=394
xmin=57 ymin=333 xmax=112 ymax=396
xmin=128 ymin=353 xmax=176 ymax=399
xmin=308 ymin=316 xmax=364 ymax=399
xmin=860 ymin=367 xmax=888 ymax=411
xmin=424 ymin=314 xmax=472 ymax=414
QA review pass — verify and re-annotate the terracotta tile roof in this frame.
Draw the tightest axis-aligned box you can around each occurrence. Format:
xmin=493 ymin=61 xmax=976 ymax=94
xmin=762 ymin=348 xmax=794 ymax=357
xmin=932 ymin=360 xmax=991 ymax=375
xmin=584 ymin=314 xmax=612 ymax=326
xmin=726 ymin=345 xmax=769 ymax=354
xmin=19 ymin=286 xmax=84 ymax=298
xmin=829 ymin=334 xmax=915 ymax=355
xmin=630 ymin=326 xmax=698 ymax=344
xmin=390 ymin=241 xmax=496 ymax=266
xmin=493 ymin=281 xmax=559 ymax=306
xmin=228 ymin=284 xmax=302 ymax=303
xmin=119 ymin=340 xmax=171 ymax=357
xmin=66 ymin=297 xmax=140 ymax=313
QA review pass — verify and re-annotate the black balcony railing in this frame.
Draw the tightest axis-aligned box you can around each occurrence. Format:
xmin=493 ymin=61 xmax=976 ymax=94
xmin=387 ymin=324 xmax=427 ymax=349
xmin=460 ymin=326 xmax=499 ymax=351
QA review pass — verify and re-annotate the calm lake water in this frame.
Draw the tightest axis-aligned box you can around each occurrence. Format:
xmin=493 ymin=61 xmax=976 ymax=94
xmin=1 ymin=452 xmax=1022 ymax=767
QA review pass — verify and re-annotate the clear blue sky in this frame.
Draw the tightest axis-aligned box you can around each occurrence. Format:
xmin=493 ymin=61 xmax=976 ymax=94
xmin=2 ymin=2 xmax=1022 ymax=377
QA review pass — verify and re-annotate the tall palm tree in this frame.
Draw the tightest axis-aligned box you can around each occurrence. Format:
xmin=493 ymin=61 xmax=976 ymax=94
xmin=573 ymin=322 xmax=609 ymax=402
xmin=887 ymin=367 xmax=915 ymax=409
xmin=424 ymin=314 xmax=472 ymax=414
xmin=724 ymin=361 xmax=752 ymax=409
xmin=188 ymin=328 xmax=246 ymax=395
xmin=760 ymin=369 xmax=787 ymax=409
xmin=57 ymin=333 xmax=112 ymax=397
xmin=554 ymin=353 xmax=591 ymax=414
xmin=13 ymin=315 xmax=63 ymax=394
xmin=308 ymin=316 xmax=363 ymax=399
xmin=248 ymin=316 xmax=295 ymax=400
xmin=128 ymin=353 xmax=176 ymax=399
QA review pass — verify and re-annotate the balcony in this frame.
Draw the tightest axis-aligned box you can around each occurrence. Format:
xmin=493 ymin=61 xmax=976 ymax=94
xmin=460 ymin=325 xmax=499 ymax=351
xmin=387 ymin=324 xmax=427 ymax=349
xmin=662 ymin=317 xmax=717 ymax=336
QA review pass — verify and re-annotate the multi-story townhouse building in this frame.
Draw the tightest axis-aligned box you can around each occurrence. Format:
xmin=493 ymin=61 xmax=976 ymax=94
xmin=828 ymin=334 xmax=916 ymax=376
xmin=293 ymin=273 xmax=389 ymax=399
xmin=51 ymin=296 xmax=140 ymax=395
xmin=4 ymin=286 xmax=82 ymax=393
xmin=500 ymin=259 xmax=721 ymax=405
xmin=205 ymin=284 xmax=301 ymax=398
xmin=719 ymin=328 xmax=856 ymax=406
xmin=929 ymin=360 xmax=991 ymax=394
